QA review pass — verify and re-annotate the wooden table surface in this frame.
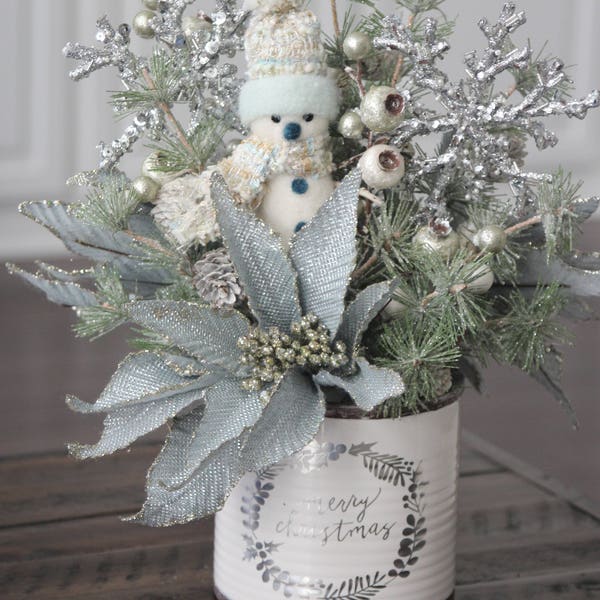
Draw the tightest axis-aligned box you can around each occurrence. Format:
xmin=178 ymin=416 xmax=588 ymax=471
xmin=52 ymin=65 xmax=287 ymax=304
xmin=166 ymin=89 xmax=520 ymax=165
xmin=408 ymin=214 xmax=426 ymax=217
xmin=2 ymin=433 xmax=600 ymax=599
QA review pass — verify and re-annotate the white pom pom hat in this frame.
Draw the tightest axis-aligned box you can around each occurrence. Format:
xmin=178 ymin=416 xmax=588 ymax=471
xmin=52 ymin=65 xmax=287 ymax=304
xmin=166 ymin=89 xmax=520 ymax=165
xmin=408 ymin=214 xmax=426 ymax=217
xmin=239 ymin=0 xmax=340 ymax=125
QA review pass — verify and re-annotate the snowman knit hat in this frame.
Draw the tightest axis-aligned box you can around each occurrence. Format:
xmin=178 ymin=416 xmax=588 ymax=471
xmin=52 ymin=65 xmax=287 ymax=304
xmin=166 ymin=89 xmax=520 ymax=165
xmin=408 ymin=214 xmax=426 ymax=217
xmin=239 ymin=0 xmax=340 ymax=125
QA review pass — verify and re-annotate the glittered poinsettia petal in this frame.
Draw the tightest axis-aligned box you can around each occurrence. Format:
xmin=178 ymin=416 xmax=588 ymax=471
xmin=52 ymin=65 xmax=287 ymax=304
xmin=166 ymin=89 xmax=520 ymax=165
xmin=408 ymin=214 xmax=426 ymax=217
xmin=242 ymin=368 xmax=325 ymax=473
xmin=314 ymin=358 xmax=405 ymax=411
xmin=7 ymin=264 xmax=98 ymax=308
xmin=67 ymin=352 xmax=206 ymax=412
xmin=518 ymin=248 xmax=600 ymax=297
xmin=211 ymin=172 xmax=301 ymax=331
xmin=289 ymin=170 xmax=362 ymax=336
xmin=125 ymin=300 xmax=250 ymax=372
xmin=127 ymin=412 xmax=249 ymax=527
xmin=19 ymin=201 xmax=175 ymax=284
xmin=179 ymin=379 xmax=263 ymax=483
xmin=336 ymin=281 xmax=396 ymax=356
xmin=67 ymin=386 xmax=207 ymax=460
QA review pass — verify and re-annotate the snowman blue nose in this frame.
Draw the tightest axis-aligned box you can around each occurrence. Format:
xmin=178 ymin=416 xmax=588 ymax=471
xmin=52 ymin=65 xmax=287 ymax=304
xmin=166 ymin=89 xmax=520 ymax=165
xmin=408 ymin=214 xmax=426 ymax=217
xmin=283 ymin=122 xmax=302 ymax=141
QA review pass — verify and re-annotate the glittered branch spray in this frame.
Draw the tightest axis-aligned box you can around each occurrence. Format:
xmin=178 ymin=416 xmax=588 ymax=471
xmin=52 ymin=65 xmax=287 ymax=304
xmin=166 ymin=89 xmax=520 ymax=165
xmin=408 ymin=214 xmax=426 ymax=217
xmin=67 ymin=169 xmax=404 ymax=526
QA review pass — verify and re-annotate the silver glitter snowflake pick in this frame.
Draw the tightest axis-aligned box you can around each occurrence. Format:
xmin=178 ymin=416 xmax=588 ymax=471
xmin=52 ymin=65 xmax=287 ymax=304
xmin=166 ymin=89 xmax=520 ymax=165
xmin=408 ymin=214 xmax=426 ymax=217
xmin=63 ymin=1 xmax=248 ymax=179
xmin=374 ymin=2 xmax=600 ymax=216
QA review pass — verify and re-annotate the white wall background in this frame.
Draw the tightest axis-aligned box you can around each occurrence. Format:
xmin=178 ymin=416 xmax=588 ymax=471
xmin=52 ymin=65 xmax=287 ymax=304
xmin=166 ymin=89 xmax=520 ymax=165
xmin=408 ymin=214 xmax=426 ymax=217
xmin=2 ymin=0 xmax=599 ymax=259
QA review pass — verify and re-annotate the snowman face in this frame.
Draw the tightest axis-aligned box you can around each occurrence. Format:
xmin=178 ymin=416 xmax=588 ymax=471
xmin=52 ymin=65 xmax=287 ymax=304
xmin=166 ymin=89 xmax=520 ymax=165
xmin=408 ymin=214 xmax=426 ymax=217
xmin=250 ymin=113 xmax=330 ymax=144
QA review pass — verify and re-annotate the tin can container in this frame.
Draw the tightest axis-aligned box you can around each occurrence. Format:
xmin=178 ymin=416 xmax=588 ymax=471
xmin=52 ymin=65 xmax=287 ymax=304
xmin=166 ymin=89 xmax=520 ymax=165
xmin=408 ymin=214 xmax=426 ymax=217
xmin=214 ymin=401 xmax=459 ymax=600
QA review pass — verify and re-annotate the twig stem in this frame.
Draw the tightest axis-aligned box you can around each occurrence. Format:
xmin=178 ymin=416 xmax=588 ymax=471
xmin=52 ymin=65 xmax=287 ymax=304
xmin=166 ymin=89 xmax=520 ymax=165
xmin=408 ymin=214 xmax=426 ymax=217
xmin=505 ymin=215 xmax=542 ymax=236
xmin=331 ymin=0 xmax=341 ymax=38
xmin=391 ymin=16 xmax=413 ymax=87
xmin=351 ymin=253 xmax=379 ymax=281
xmin=141 ymin=67 xmax=194 ymax=154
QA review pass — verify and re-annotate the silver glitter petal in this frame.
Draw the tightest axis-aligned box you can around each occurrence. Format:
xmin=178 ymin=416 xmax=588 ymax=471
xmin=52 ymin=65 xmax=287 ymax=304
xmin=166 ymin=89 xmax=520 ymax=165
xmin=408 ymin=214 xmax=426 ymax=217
xmin=212 ymin=173 xmax=301 ymax=331
xmin=518 ymin=249 xmax=600 ymax=296
xmin=68 ymin=352 xmax=210 ymax=412
xmin=314 ymin=358 xmax=405 ymax=411
xmin=336 ymin=281 xmax=396 ymax=356
xmin=570 ymin=196 xmax=600 ymax=223
xmin=19 ymin=201 xmax=175 ymax=285
xmin=242 ymin=368 xmax=325 ymax=473
xmin=289 ymin=170 xmax=362 ymax=337
xmin=7 ymin=264 xmax=98 ymax=308
xmin=162 ymin=354 xmax=208 ymax=377
xmin=126 ymin=300 xmax=250 ymax=371
xmin=181 ymin=379 xmax=263 ymax=483
xmin=68 ymin=387 xmax=205 ymax=460
xmin=33 ymin=262 xmax=94 ymax=282
xmin=19 ymin=200 xmax=138 ymax=255
xmin=129 ymin=417 xmax=248 ymax=527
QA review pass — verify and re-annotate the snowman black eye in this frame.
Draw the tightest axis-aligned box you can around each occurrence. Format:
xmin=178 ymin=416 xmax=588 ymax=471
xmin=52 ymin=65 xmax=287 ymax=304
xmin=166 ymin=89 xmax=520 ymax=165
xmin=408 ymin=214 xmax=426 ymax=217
xmin=271 ymin=115 xmax=281 ymax=123
xmin=303 ymin=113 xmax=315 ymax=122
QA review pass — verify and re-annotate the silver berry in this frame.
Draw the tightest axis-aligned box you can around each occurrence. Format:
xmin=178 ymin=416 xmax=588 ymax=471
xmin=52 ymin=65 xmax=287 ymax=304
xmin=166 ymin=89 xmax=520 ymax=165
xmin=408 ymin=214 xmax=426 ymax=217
xmin=413 ymin=226 xmax=461 ymax=261
xmin=142 ymin=152 xmax=175 ymax=186
xmin=226 ymin=138 xmax=242 ymax=155
xmin=473 ymin=225 xmax=507 ymax=253
xmin=131 ymin=176 xmax=160 ymax=203
xmin=343 ymin=31 xmax=372 ymax=61
xmin=467 ymin=264 xmax=495 ymax=294
xmin=182 ymin=15 xmax=212 ymax=38
xmin=338 ymin=111 xmax=364 ymax=139
xmin=132 ymin=10 xmax=156 ymax=39
xmin=360 ymin=86 xmax=405 ymax=133
xmin=359 ymin=144 xmax=405 ymax=190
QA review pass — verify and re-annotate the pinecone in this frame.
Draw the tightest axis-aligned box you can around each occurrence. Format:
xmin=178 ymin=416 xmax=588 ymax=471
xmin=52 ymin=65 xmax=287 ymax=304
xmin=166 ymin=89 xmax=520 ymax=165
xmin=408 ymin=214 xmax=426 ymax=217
xmin=433 ymin=367 xmax=453 ymax=399
xmin=193 ymin=248 xmax=243 ymax=309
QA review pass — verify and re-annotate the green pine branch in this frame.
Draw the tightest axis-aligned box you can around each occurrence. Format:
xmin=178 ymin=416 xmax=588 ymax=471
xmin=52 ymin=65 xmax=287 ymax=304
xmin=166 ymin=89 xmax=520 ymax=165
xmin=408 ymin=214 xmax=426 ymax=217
xmin=111 ymin=49 xmax=182 ymax=115
xmin=536 ymin=168 xmax=584 ymax=257
xmin=73 ymin=267 xmax=130 ymax=339
xmin=374 ymin=313 xmax=462 ymax=414
xmin=147 ymin=116 xmax=229 ymax=175
xmin=77 ymin=175 xmax=139 ymax=232
xmin=490 ymin=282 xmax=570 ymax=373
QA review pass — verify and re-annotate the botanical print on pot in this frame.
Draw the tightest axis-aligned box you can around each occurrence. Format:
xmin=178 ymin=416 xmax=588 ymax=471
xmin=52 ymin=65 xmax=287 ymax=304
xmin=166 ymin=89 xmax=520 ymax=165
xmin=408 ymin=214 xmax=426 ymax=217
xmin=214 ymin=402 xmax=459 ymax=600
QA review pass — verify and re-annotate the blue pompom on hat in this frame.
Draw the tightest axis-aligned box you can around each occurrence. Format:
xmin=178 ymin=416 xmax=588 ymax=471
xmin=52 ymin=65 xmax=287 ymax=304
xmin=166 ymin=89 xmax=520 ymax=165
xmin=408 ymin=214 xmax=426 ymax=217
xmin=239 ymin=0 xmax=340 ymax=125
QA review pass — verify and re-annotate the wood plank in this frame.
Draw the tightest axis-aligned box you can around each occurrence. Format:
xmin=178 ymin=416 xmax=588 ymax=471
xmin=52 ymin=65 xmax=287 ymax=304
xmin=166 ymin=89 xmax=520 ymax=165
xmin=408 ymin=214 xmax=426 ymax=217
xmin=463 ymin=431 xmax=600 ymax=521
xmin=457 ymin=532 xmax=600 ymax=585
xmin=2 ymin=454 xmax=598 ymax=563
xmin=458 ymin=495 xmax=597 ymax=552
xmin=456 ymin=567 xmax=600 ymax=599
xmin=1 ymin=470 xmax=576 ymax=563
xmin=0 ymin=440 xmax=501 ymax=529
xmin=0 ymin=446 xmax=156 ymax=528
xmin=459 ymin=445 xmax=504 ymax=477
xmin=3 ymin=529 xmax=600 ymax=599
xmin=0 ymin=541 xmax=212 ymax=600
xmin=0 ymin=515 xmax=208 ymax=564
xmin=2 ymin=472 xmax=598 ymax=585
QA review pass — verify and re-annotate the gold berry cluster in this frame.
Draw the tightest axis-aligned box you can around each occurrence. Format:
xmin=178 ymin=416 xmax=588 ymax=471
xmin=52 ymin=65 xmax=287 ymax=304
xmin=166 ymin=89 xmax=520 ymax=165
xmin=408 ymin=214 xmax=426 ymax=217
xmin=238 ymin=314 xmax=349 ymax=392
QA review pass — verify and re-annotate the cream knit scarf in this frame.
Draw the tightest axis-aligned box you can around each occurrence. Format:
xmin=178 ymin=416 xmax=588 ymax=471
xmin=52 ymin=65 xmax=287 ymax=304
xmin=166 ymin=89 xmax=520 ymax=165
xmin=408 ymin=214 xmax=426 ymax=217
xmin=218 ymin=134 xmax=333 ymax=207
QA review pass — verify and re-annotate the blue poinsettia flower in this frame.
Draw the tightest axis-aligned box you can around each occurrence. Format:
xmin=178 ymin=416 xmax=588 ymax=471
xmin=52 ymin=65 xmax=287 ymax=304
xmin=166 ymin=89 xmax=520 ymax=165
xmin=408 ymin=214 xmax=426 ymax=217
xmin=67 ymin=169 xmax=404 ymax=526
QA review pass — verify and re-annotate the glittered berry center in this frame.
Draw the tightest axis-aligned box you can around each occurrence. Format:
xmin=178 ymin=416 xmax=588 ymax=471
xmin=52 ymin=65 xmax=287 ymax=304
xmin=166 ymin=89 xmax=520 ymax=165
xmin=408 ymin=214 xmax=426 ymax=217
xmin=237 ymin=315 xmax=349 ymax=392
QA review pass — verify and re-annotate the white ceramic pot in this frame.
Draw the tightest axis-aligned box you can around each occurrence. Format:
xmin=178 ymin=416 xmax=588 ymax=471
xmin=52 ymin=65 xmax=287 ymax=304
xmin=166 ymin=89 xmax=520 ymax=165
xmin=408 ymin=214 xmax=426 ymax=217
xmin=214 ymin=401 xmax=460 ymax=600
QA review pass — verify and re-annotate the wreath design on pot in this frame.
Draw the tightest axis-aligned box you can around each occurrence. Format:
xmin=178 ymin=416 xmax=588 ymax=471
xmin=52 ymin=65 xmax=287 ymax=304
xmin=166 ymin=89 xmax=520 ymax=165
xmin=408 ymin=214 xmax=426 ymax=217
xmin=241 ymin=440 xmax=428 ymax=599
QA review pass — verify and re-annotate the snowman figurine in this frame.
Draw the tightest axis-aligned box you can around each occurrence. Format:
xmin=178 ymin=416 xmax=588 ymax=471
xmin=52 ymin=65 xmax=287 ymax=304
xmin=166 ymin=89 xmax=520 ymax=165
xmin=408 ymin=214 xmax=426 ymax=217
xmin=216 ymin=0 xmax=341 ymax=247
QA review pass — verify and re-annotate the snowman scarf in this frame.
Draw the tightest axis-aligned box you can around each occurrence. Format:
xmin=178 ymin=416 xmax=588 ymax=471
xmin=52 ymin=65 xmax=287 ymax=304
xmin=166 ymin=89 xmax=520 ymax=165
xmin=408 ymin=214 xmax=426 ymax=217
xmin=218 ymin=134 xmax=333 ymax=208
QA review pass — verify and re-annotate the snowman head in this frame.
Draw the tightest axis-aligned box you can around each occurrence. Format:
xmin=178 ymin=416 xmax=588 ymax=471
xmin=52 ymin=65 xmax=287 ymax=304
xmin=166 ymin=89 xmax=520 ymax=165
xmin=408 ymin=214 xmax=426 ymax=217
xmin=239 ymin=0 xmax=340 ymax=134
xmin=249 ymin=112 xmax=330 ymax=144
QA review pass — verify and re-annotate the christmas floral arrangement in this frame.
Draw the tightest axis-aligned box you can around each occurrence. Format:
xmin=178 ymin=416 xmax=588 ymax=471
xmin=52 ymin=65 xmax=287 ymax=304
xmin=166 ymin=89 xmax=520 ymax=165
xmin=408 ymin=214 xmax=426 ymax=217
xmin=10 ymin=0 xmax=600 ymax=530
